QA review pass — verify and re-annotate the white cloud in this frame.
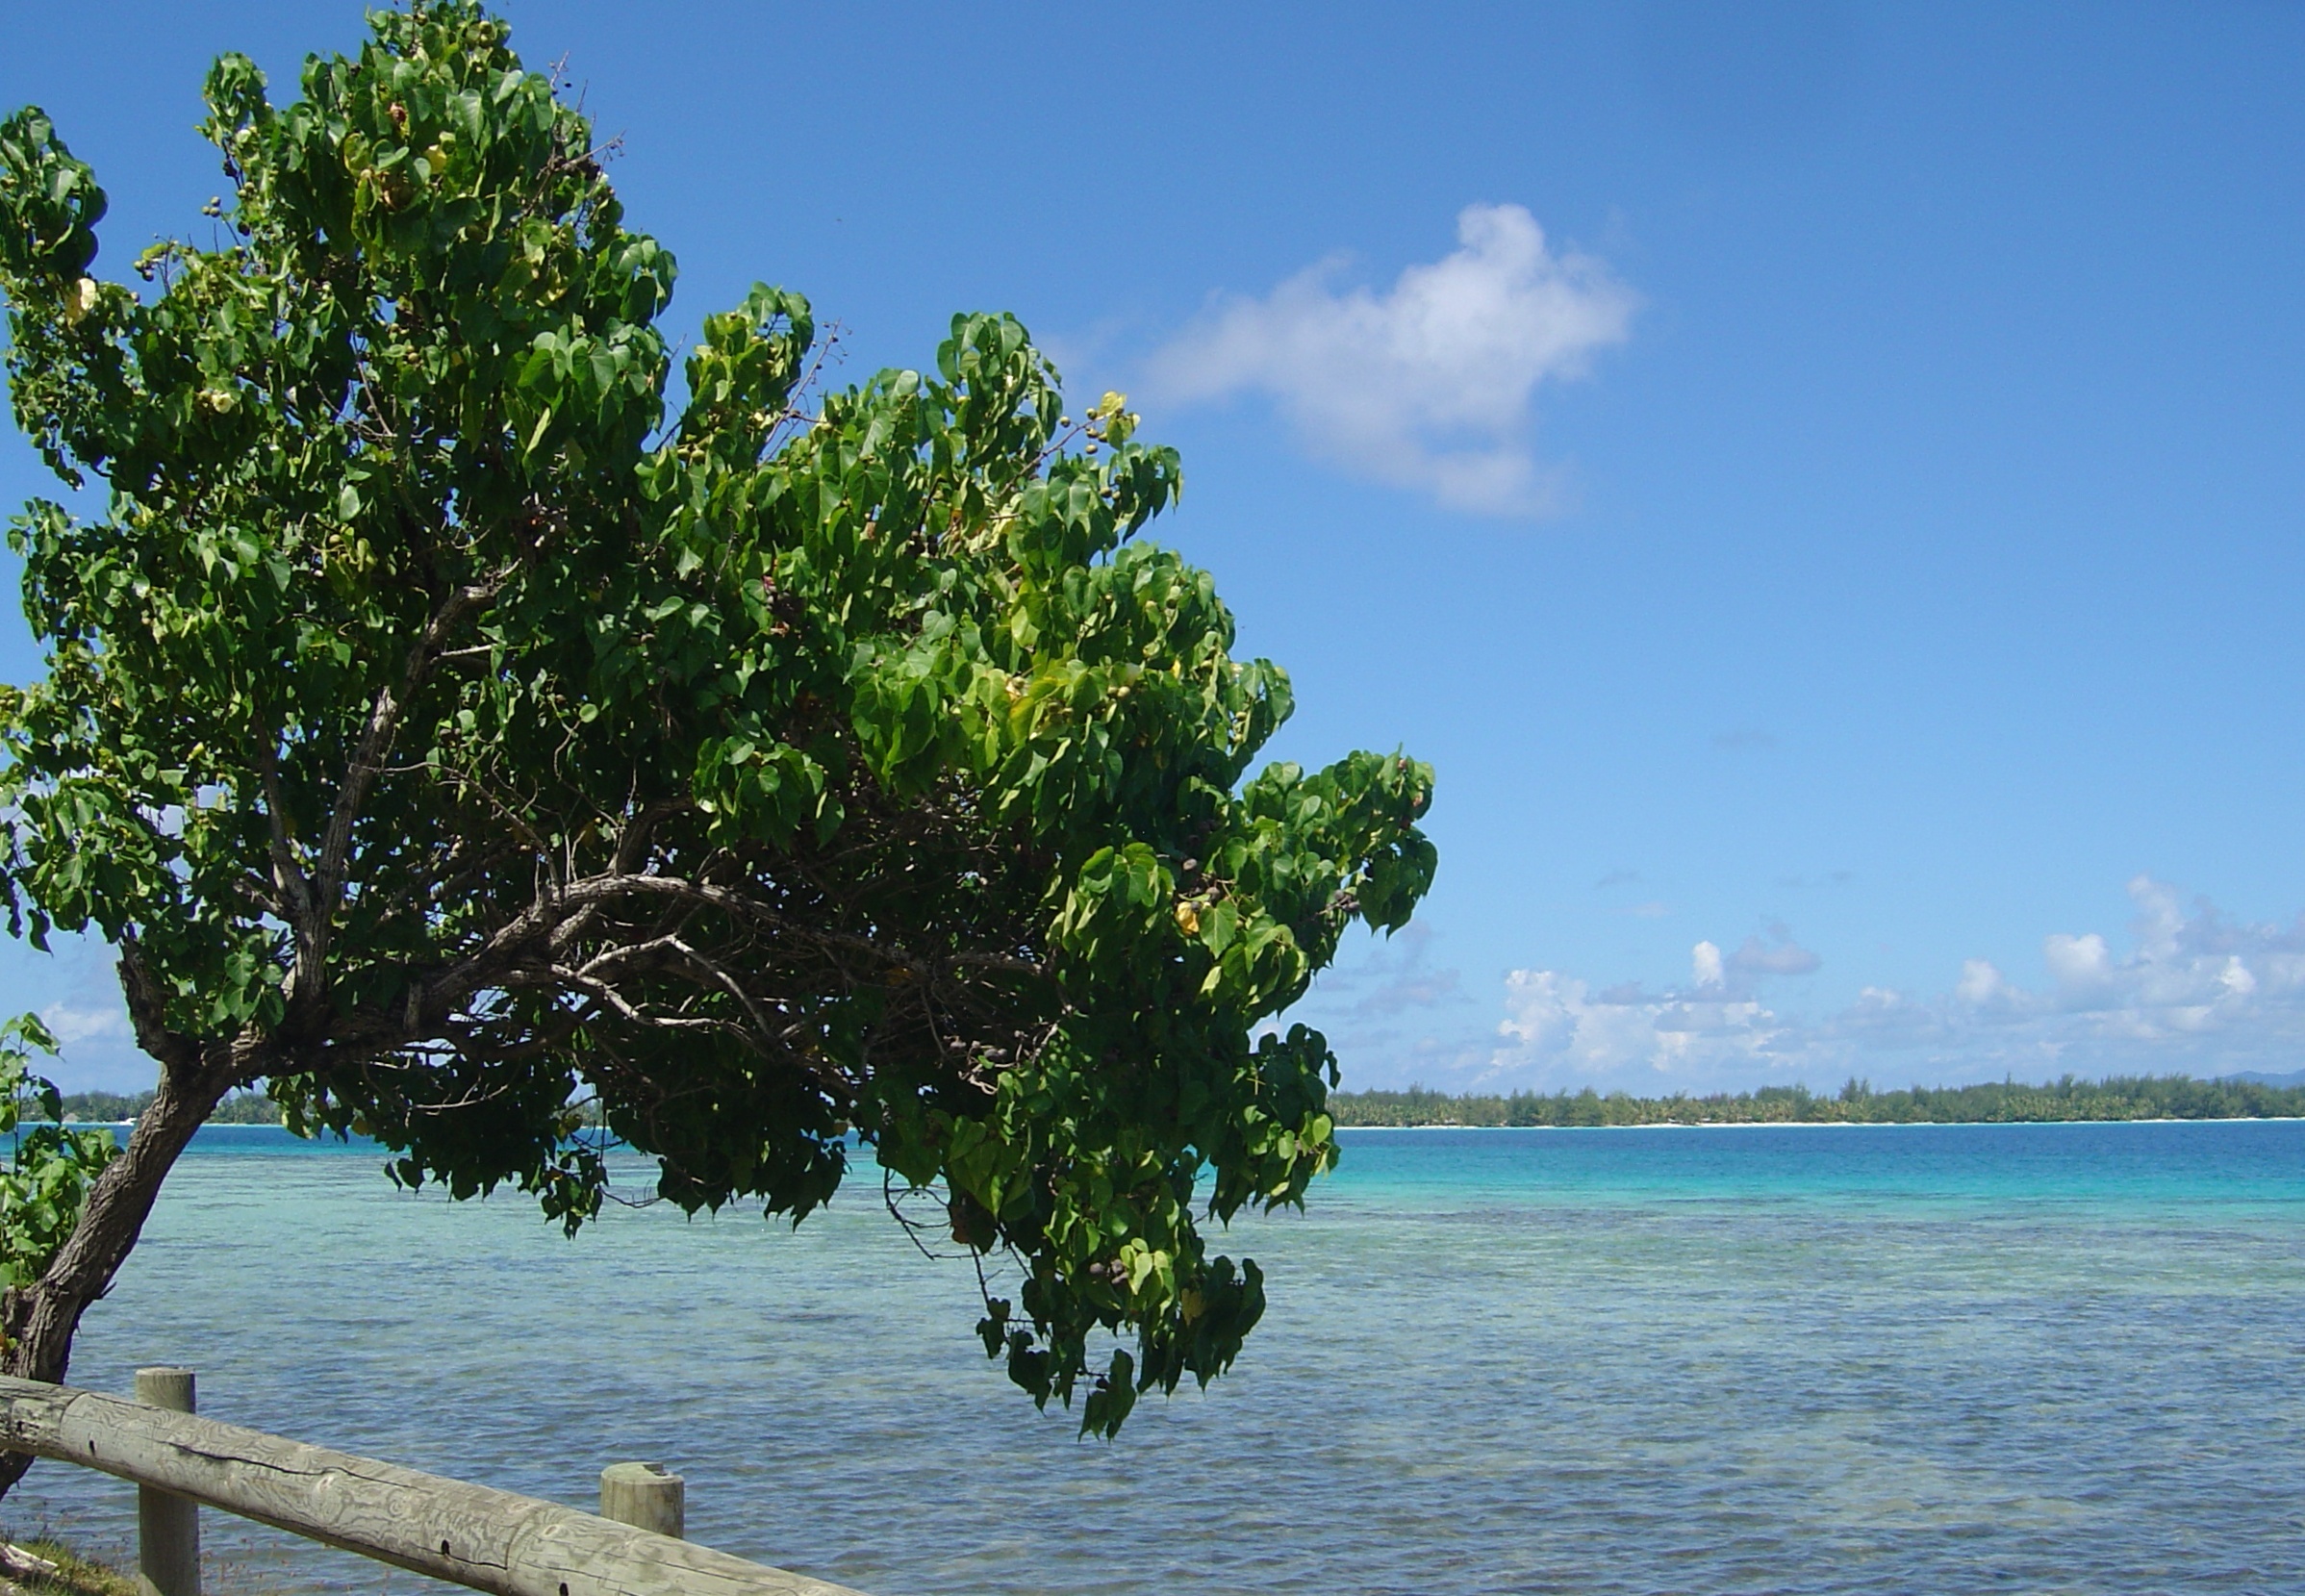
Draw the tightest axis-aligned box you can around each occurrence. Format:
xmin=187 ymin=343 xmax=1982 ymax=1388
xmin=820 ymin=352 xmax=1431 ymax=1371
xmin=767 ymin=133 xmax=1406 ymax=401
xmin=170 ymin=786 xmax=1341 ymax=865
xmin=1954 ymin=957 xmax=2010 ymax=1008
xmin=1149 ymin=204 xmax=1636 ymax=516
xmin=41 ymin=1001 xmax=127 ymax=1046
xmin=2042 ymin=931 xmax=2117 ymax=1006
xmin=1690 ymin=940 xmax=1725 ymax=989
xmin=1477 ymin=933 xmax=1814 ymax=1083
xmin=1337 ymin=877 xmax=2305 ymax=1093
xmin=1493 ymin=966 xmax=1784 ymax=1080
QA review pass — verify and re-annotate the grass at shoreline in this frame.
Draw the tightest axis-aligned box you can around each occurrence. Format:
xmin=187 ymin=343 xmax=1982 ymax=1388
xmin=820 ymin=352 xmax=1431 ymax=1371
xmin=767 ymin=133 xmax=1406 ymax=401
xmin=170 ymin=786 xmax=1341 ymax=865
xmin=1330 ymin=1074 xmax=2305 ymax=1128
xmin=0 ymin=1537 xmax=141 ymax=1596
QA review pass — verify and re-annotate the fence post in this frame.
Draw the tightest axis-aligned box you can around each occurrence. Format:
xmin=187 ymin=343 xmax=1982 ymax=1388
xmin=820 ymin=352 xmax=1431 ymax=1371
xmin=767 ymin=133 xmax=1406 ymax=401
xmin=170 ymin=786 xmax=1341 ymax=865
xmin=133 ymin=1367 xmax=199 ymax=1596
xmin=598 ymin=1461 xmax=684 ymax=1540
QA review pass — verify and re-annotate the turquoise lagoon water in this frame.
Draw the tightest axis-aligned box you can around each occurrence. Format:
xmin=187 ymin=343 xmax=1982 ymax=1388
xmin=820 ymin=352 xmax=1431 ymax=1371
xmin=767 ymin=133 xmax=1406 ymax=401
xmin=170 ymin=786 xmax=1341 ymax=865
xmin=4 ymin=1121 xmax=2302 ymax=1595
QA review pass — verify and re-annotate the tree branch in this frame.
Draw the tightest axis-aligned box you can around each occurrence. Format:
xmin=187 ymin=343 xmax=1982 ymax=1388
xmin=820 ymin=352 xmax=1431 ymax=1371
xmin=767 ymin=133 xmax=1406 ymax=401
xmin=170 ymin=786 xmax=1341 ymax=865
xmin=114 ymin=935 xmax=200 ymax=1078
xmin=314 ymin=573 xmax=505 ymax=912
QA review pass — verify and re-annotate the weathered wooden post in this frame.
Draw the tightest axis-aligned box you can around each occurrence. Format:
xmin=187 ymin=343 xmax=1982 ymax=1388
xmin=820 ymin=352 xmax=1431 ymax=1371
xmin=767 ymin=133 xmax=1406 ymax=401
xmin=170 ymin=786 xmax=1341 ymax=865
xmin=132 ymin=1367 xmax=199 ymax=1596
xmin=598 ymin=1461 xmax=685 ymax=1539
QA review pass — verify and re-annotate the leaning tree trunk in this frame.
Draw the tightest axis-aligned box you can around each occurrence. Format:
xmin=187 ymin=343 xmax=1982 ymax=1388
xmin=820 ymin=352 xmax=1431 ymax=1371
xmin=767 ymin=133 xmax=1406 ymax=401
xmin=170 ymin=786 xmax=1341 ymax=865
xmin=0 ymin=1044 xmax=241 ymax=1496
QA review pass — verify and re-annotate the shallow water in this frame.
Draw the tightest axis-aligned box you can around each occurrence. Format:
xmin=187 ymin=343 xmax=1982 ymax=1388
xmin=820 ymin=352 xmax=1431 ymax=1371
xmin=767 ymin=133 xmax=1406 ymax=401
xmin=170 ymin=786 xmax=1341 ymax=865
xmin=5 ymin=1122 xmax=2302 ymax=1595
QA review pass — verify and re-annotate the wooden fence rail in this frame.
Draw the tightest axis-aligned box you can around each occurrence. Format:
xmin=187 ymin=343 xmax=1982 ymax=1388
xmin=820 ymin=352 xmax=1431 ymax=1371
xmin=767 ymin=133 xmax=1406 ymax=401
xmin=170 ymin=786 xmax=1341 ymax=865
xmin=0 ymin=1374 xmax=869 ymax=1596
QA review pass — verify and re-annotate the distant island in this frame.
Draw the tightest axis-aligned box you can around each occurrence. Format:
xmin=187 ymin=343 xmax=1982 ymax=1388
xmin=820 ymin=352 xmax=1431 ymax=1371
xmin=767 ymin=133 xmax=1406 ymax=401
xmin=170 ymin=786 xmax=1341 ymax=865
xmin=58 ymin=1089 xmax=281 ymax=1126
xmin=56 ymin=1074 xmax=2305 ymax=1133
xmin=1330 ymin=1075 xmax=2305 ymax=1127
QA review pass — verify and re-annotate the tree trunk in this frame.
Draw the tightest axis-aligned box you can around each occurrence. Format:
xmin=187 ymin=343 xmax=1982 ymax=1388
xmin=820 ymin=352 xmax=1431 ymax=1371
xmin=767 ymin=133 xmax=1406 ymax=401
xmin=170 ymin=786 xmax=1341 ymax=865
xmin=0 ymin=1045 xmax=241 ymax=1497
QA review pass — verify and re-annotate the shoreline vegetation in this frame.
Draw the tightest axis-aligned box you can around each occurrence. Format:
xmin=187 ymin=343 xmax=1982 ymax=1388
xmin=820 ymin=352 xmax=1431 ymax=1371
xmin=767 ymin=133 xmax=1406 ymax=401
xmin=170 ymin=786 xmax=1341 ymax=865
xmin=1329 ymin=1075 xmax=2305 ymax=1127
xmin=55 ymin=1074 xmax=2305 ymax=1132
xmin=55 ymin=1089 xmax=281 ymax=1126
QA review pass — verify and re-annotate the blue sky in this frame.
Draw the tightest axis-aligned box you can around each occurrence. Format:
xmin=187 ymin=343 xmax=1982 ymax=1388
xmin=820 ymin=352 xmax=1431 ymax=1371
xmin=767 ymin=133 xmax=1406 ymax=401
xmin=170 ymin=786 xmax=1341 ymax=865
xmin=5 ymin=2 xmax=2304 ymax=1093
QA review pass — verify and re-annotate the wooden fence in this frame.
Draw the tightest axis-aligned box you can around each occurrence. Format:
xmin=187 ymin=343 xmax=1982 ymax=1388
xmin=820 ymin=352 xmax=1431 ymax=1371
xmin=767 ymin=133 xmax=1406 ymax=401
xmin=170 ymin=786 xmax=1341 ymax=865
xmin=0 ymin=1370 xmax=869 ymax=1596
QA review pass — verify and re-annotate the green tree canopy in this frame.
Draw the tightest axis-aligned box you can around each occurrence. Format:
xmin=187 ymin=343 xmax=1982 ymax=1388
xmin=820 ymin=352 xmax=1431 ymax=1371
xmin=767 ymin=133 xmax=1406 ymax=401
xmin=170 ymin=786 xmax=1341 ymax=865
xmin=0 ymin=0 xmax=1433 ymax=1451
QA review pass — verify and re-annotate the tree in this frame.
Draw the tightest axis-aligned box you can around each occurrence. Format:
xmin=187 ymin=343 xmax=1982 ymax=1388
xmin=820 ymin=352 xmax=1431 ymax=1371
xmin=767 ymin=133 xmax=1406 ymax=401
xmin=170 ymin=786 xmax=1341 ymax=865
xmin=0 ymin=0 xmax=1434 ymax=1481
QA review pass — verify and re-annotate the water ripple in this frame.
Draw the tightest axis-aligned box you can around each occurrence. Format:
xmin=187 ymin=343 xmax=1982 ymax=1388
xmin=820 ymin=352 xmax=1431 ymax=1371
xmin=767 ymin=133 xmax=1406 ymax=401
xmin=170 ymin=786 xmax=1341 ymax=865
xmin=3 ymin=1123 xmax=2300 ymax=1595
